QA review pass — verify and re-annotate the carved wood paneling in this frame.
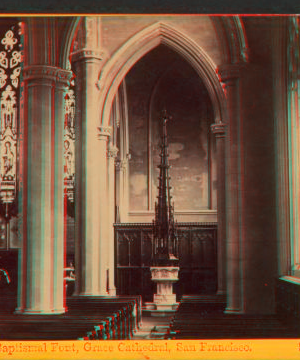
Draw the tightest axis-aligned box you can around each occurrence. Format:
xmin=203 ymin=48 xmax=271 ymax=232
xmin=115 ymin=223 xmax=217 ymax=301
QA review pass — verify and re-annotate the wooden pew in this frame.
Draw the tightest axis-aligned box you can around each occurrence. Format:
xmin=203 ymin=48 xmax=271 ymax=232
xmin=66 ymin=295 xmax=142 ymax=339
xmin=0 ymin=315 xmax=107 ymax=340
xmin=165 ymin=295 xmax=297 ymax=339
xmin=0 ymin=297 xmax=139 ymax=340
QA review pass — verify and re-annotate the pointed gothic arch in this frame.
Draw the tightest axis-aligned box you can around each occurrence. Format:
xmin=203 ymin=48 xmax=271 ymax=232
xmin=211 ymin=16 xmax=249 ymax=64
xmin=24 ymin=17 xmax=81 ymax=69
xmin=97 ymin=21 xmax=227 ymax=129
xmin=60 ymin=17 xmax=82 ymax=69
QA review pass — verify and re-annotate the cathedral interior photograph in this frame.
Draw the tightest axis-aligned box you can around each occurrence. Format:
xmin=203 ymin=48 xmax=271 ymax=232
xmin=0 ymin=14 xmax=299 ymax=341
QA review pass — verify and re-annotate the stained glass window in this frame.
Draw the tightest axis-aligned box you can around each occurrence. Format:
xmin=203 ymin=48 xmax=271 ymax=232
xmin=64 ymin=62 xmax=75 ymax=208
xmin=0 ymin=20 xmax=23 ymax=249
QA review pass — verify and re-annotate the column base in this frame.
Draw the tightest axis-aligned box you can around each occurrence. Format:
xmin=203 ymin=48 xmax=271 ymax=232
xmin=217 ymin=290 xmax=226 ymax=295
xmin=108 ymin=286 xmax=116 ymax=296
xmin=75 ymin=291 xmax=109 ymax=297
xmin=15 ymin=308 xmax=66 ymax=315
xmin=292 ymin=265 xmax=300 ymax=278
xmin=224 ymin=307 xmax=244 ymax=314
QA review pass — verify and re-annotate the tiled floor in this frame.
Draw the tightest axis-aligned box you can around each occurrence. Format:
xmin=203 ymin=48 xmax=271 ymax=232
xmin=132 ymin=315 xmax=173 ymax=340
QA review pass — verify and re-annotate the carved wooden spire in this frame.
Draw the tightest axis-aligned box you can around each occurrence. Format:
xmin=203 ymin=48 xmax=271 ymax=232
xmin=152 ymin=111 xmax=179 ymax=266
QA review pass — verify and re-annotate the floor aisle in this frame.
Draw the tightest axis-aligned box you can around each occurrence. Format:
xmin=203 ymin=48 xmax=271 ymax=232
xmin=132 ymin=315 xmax=173 ymax=340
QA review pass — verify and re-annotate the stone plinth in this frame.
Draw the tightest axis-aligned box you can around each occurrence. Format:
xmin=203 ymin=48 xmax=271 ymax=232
xmin=144 ymin=267 xmax=179 ymax=316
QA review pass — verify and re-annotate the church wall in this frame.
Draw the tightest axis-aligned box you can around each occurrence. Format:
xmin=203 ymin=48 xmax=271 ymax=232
xmin=240 ymin=17 xmax=278 ymax=313
xmin=101 ymin=15 xmax=223 ymax=66
xmin=151 ymin=66 xmax=215 ymax=211
xmin=126 ymin=45 xmax=217 ymax=222
xmin=126 ymin=52 xmax=152 ymax=211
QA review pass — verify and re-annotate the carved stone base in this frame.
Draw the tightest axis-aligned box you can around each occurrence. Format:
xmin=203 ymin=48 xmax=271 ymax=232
xmin=145 ymin=266 xmax=179 ymax=317
xmin=144 ymin=301 xmax=179 ymax=316
xmin=154 ymin=294 xmax=176 ymax=304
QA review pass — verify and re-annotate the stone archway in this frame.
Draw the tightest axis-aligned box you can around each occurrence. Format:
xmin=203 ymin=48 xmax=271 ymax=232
xmin=97 ymin=21 xmax=227 ymax=129
xmin=97 ymin=20 xmax=230 ymax=299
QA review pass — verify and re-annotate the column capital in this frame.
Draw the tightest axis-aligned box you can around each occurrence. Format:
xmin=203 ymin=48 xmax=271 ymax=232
xmin=71 ymin=17 xmax=109 ymax=64
xmin=23 ymin=65 xmax=73 ymax=87
xmin=216 ymin=64 xmax=245 ymax=84
xmin=116 ymin=154 xmax=130 ymax=170
xmin=97 ymin=125 xmax=112 ymax=140
xmin=211 ymin=123 xmax=226 ymax=138
xmin=108 ymin=144 xmax=119 ymax=159
xmin=71 ymin=49 xmax=108 ymax=63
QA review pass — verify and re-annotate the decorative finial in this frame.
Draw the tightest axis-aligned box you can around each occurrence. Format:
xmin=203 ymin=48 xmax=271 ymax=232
xmin=152 ymin=111 xmax=179 ymax=266
xmin=162 ymin=110 xmax=172 ymax=124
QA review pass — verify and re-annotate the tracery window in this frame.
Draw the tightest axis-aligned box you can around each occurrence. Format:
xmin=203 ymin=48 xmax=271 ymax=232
xmin=64 ymin=64 xmax=75 ymax=214
xmin=0 ymin=21 xmax=23 ymax=249
xmin=0 ymin=21 xmax=77 ymax=246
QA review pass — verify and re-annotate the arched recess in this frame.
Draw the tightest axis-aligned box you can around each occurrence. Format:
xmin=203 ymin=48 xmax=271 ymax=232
xmin=23 ymin=16 xmax=81 ymax=69
xmin=106 ymin=20 xmax=229 ymax=297
xmin=211 ymin=16 xmax=249 ymax=64
xmin=59 ymin=17 xmax=82 ymax=69
xmin=97 ymin=21 xmax=227 ymax=129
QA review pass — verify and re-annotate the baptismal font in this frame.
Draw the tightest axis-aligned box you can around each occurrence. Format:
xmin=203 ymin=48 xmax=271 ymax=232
xmin=145 ymin=112 xmax=180 ymax=316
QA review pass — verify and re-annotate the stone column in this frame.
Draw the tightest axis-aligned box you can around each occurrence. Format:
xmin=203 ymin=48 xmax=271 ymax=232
xmin=71 ymin=17 xmax=109 ymax=296
xmin=218 ymin=64 xmax=243 ymax=313
xmin=17 ymin=65 xmax=72 ymax=314
xmin=211 ymin=123 xmax=226 ymax=295
xmin=116 ymin=156 xmax=130 ymax=223
xmin=97 ymin=127 xmax=111 ymax=295
xmin=272 ymin=18 xmax=290 ymax=276
xmin=72 ymin=54 xmax=108 ymax=296
xmin=107 ymin=143 xmax=118 ymax=295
